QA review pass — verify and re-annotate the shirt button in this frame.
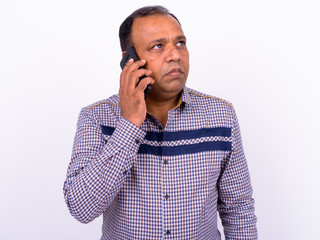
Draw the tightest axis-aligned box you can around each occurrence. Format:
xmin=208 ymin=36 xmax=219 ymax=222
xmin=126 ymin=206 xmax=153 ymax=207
xmin=166 ymin=230 xmax=171 ymax=235
xmin=164 ymin=194 xmax=169 ymax=200
xmin=135 ymin=139 xmax=140 ymax=144
xmin=163 ymin=160 xmax=168 ymax=165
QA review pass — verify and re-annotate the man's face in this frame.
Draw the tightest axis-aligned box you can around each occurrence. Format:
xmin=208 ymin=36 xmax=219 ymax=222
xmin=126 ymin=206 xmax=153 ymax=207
xmin=131 ymin=14 xmax=189 ymax=98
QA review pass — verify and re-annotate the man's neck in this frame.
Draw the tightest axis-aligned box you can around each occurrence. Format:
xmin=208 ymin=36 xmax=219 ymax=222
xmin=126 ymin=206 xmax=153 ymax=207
xmin=146 ymin=92 xmax=182 ymax=127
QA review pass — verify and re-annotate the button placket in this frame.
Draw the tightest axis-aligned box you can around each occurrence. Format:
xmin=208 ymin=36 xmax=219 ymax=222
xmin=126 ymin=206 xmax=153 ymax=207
xmin=161 ymin=130 xmax=169 ymax=237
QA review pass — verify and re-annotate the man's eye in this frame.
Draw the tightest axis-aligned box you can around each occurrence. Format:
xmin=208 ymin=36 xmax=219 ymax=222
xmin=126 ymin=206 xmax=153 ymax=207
xmin=177 ymin=41 xmax=186 ymax=47
xmin=153 ymin=44 xmax=163 ymax=49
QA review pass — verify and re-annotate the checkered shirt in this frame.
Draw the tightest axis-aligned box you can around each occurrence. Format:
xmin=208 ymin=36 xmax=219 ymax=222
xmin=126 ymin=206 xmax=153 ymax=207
xmin=64 ymin=86 xmax=257 ymax=239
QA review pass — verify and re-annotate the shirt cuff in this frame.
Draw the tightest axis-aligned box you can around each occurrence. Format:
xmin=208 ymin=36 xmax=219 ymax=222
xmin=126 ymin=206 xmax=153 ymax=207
xmin=109 ymin=116 xmax=146 ymax=154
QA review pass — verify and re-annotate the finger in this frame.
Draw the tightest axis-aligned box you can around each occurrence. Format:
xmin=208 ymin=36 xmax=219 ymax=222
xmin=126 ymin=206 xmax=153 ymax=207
xmin=129 ymin=68 xmax=152 ymax=85
xmin=124 ymin=59 xmax=147 ymax=73
xmin=120 ymin=60 xmax=150 ymax=96
xmin=136 ymin=76 xmax=155 ymax=92
xmin=121 ymin=59 xmax=147 ymax=86
xmin=120 ymin=58 xmax=134 ymax=87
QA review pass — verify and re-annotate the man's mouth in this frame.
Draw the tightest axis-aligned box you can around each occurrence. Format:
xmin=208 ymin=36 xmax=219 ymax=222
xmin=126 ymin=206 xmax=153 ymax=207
xmin=166 ymin=68 xmax=184 ymax=77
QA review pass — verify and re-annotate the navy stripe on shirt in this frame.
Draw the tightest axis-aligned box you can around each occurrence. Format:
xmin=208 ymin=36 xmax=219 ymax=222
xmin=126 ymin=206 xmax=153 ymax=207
xmin=138 ymin=141 xmax=231 ymax=156
xmin=101 ymin=125 xmax=232 ymax=154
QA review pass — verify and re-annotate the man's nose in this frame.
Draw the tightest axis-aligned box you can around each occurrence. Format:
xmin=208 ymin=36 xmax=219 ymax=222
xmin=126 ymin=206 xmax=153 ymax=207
xmin=165 ymin=45 xmax=180 ymax=62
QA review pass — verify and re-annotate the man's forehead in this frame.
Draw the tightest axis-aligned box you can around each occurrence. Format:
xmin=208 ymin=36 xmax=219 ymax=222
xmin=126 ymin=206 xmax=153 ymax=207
xmin=131 ymin=14 xmax=184 ymax=42
xmin=133 ymin=13 xmax=180 ymax=26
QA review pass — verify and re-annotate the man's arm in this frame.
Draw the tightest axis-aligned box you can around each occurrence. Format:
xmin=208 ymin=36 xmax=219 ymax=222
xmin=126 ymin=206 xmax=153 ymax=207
xmin=63 ymin=109 xmax=145 ymax=224
xmin=64 ymin=57 xmax=154 ymax=224
xmin=217 ymin=107 xmax=258 ymax=239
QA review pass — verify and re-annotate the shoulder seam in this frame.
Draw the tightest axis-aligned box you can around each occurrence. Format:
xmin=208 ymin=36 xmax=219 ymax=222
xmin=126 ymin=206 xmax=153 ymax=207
xmin=88 ymin=101 xmax=119 ymax=110
xmin=188 ymin=91 xmax=233 ymax=108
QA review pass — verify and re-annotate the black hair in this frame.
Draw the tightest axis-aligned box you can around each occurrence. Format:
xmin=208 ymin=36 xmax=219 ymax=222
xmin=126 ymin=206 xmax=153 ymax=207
xmin=119 ymin=5 xmax=181 ymax=52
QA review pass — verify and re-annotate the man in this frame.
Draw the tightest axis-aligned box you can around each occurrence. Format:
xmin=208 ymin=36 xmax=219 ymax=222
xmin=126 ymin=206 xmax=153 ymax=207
xmin=64 ymin=5 xmax=258 ymax=239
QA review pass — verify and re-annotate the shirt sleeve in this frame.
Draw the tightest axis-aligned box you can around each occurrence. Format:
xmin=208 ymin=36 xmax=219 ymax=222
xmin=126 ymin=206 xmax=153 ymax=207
xmin=63 ymin=108 xmax=146 ymax=224
xmin=217 ymin=107 xmax=258 ymax=239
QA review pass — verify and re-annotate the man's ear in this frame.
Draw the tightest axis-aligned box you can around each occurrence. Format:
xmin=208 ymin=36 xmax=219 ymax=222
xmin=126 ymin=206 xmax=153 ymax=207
xmin=122 ymin=51 xmax=126 ymax=58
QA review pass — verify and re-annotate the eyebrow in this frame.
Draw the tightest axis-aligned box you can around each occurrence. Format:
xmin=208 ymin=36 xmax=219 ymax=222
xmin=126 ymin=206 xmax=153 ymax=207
xmin=150 ymin=35 xmax=187 ymax=44
xmin=151 ymin=38 xmax=167 ymax=44
xmin=176 ymin=35 xmax=187 ymax=41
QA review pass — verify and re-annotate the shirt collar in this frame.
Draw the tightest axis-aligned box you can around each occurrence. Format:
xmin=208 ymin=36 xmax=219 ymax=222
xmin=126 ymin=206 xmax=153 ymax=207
xmin=172 ymin=86 xmax=192 ymax=110
xmin=182 ymin=87 xmax=192 ymax=106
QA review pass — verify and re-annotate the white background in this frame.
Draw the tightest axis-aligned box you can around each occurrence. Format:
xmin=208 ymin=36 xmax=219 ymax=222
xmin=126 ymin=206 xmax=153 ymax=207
xmin=1 ymin=0 xmax=319 ymax=239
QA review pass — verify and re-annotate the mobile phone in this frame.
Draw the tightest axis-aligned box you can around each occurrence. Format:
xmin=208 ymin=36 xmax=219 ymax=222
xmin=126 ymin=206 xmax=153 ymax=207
xmin=120 ymin=46 xmax=152 ymax=98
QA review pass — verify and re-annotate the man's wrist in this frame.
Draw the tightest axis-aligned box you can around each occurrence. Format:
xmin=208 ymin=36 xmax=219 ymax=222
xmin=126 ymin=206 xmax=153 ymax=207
xmin=110 ymin=116 xmax=146 ymax=153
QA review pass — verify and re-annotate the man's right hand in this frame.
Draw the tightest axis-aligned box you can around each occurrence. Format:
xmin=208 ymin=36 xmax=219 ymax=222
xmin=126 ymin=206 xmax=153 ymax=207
xmin=119 ymin=58 xmax=154 ymax=127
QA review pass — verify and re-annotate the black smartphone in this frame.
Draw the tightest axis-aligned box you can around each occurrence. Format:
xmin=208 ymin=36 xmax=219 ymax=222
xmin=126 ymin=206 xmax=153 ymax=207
xmin=120 ymin=46 xmax=152 ymax=98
